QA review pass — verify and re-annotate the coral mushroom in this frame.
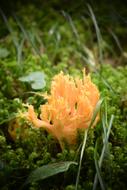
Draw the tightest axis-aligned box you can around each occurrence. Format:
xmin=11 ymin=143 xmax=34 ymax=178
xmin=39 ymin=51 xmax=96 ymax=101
xmin=26 ymin=70 xmax=100 ymax=148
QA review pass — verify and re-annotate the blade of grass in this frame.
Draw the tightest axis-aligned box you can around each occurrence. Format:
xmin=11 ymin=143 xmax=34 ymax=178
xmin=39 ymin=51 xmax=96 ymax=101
xmin=75 ymin=129 xmax=88 ymax=190
xmin=0 ymin=8 xmax=18 ymax=48
xmin=62 ymin=11 xmax=97 ymax=67
xmin=61 ymin=11 xmax=79 ymax=40
xmin=75 ymin=99 xmax=103 ymax=190
xmin=94 ymin=142 xmax=106 ymax=190
xmin=100 ymin=115 xmax=114 ymax=166
xmin=87 ymin=4 xmax=103 ymax=65
xmin=17 ymin=37 xmax=25 ymax=65
xmin=109 ymin=29 xmax=123 ymax=53
xmin=102 ymin=99 xmax=108 ymax=143
xmin=13 ymin=13 xmax=41 ymax=57
xmin=89 ymin=99 xmax=104 ymax=129
xmin=0 ymin=8 xmax=24 ymax=65
xmin=93 ymin=114 xmax=114 ymax=190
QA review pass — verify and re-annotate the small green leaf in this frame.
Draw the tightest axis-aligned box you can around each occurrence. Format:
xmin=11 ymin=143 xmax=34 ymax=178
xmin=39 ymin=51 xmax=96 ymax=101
xmin=19 ymin=71 xmax=46 ymax=90
xmin=25 ymin=161 xmax=77 ymax=185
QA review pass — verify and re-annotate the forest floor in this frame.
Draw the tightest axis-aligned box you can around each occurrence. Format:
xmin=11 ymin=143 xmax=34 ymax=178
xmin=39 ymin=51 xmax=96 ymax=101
xmin=0 ymin=2 xmax=127 ymax=190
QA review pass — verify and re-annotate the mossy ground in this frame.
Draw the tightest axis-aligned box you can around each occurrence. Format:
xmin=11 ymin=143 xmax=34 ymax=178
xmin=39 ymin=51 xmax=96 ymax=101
xmin=0 ymin=1 xmax=127 ymax=190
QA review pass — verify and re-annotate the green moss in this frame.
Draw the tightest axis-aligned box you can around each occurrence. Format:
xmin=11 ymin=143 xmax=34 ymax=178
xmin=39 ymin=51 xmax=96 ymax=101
xmin=0 ymin=61 xmax=127 ymax=189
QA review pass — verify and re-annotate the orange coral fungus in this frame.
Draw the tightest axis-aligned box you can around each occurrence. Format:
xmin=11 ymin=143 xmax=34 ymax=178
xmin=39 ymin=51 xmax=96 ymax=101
xmin=26 ymin=70 xmax=100 ymax=148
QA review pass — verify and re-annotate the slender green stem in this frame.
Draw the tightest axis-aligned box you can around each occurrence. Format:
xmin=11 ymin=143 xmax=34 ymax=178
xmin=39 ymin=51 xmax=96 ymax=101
xmin=75 ymin=129 xmax=88 ymax=190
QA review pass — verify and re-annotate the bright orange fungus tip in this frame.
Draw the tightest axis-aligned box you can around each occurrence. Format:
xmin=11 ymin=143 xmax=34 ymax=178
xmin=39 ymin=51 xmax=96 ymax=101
xmin=26 ymin=69 xmax=100 ymax=148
